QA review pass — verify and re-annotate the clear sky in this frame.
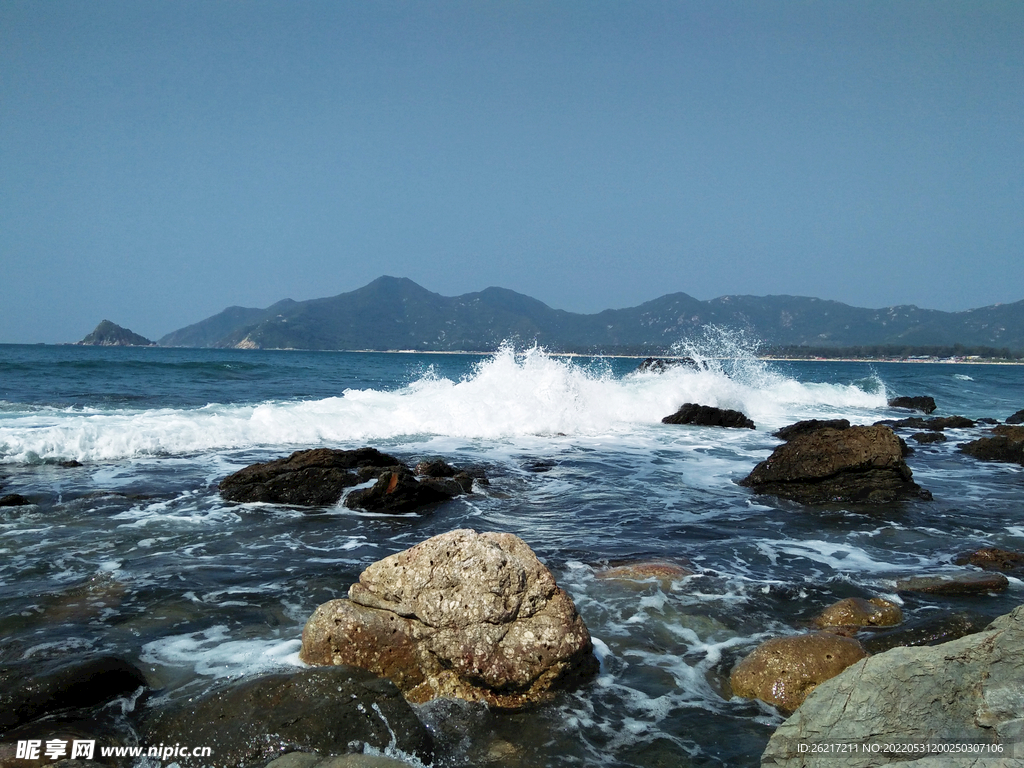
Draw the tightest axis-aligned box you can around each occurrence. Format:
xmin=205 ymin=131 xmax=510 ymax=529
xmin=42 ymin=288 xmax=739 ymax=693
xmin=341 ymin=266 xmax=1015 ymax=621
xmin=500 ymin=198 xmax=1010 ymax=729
xmin=2 ymin=1 xmax=1022 ymax=343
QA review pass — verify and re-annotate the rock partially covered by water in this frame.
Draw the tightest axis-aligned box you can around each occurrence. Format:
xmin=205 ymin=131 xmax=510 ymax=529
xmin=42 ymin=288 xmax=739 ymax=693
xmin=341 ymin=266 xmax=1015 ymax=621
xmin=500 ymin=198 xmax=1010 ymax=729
xmin=896 ymin=572 xmax=1009 ymax=596
xmin=141 ymin=667 xmax=432 ymax=767
xmin=0 ymin=656 xmax=147 ymax=732
xmin=887 ymin=395 xmax=937 ymax=413
xmin=300 ymin=529 xmax=598 ymax=710
xmin=812 ymin=597 xmax=902 ymax=630
xmin=343 ymin=468 xmax=462 ymax=513
xmin=662 ymin=403 xmax=755 ymax=429
xmin=219 ymin=448 xmax=402 ymax=505
xmin=761 ymin=605 xmax=1024 ymax=767
xmin=739 ymin=425 xmax=929 ymax=504
xmin=0 ymin=493 xmax=32 ymax=507
xmin=912 ymin=431 xmax=946 ymax=444
xmin=730 ymin=632 xmax=867 ymax=713
xmin=773 ymin=419 xmax=850 ymax=441
xmin=960 ymin=425 xmax=1024 ymax=466
xmin=954 ymin=547 xmax=1024 ymax=574
xmin=636 ymin=357 xmax=699 ymax=373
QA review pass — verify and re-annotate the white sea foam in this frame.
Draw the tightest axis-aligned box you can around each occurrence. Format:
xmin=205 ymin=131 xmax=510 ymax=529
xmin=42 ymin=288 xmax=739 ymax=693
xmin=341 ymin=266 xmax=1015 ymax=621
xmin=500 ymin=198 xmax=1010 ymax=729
xmin=0 ymin=345 xmax=888 ymax=463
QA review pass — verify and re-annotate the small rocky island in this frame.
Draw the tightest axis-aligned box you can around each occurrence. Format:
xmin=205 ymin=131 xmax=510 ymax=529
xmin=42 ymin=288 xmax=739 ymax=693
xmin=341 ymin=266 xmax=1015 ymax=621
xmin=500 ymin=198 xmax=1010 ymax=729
xmin=76 ymin=320 xmax=155 ymax=346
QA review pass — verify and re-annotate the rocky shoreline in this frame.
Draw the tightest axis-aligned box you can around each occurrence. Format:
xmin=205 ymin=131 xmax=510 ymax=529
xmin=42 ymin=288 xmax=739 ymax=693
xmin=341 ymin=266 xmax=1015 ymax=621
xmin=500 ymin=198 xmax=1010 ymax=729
xmin=2 ymin=395 xmax=1024 ymax=767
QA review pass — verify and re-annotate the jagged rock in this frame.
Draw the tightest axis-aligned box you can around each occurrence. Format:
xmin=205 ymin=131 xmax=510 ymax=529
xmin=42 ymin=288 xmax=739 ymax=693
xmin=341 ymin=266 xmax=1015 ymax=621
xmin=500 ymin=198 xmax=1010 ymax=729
xmin=761 ymin=605 xmax=1024 ymax=767
xmin=896 ymin=572 xmax=1009 ymax=596
xmin=76 ymin=320 xmax=154 ymax=346
xmin=912 ymin=431 xmax=947 ymax=444
xmin=954 ymin=547 xmax=1024 ymax=574
xmin=960 ymin=425 xmax=1024 ymax=466
xmin=812 ymin=597 xmax=902 ymax=629
xmin=1006 ymin=409 xmax=1024 ymax=424
xmin=887 ymin=395 xmax=937 ymax=413
xmin=773 ymin=419 xmax=850 ymax=441
xmin=140 ymin=667 xmax=432 ymax=768
xmin=0 ymin=656 xmax=147 ymax=732
xmin=662 ymin=403 xmax=755 ymax=429
xmin=0 ymin=493 xmax=32 ymax=507
xmin=739 ymin=425 xmax=929 ymax=504
xmin=730 ymin=632 xmax=867 ymax=713
xmin=218 ymin=448 xmax=401 ymax=505
xmin=300 ymin=529 xmax=598 ymax=710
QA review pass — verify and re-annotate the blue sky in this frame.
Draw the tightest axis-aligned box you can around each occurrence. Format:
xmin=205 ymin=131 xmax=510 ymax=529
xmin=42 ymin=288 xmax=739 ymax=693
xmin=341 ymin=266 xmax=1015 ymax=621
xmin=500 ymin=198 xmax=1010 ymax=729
xmin=2 ymin=1 xmax=1022 ymax=343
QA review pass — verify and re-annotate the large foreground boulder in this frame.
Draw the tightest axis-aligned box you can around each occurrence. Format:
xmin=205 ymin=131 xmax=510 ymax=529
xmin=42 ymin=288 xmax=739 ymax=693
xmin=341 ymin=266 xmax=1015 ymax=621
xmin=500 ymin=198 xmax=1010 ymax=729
xmin=662 ymin=403 xmax=755 ymax=429
xmin=141 ymin=667 xmax=432 ymax=768
xmin=761 ymin=605 xmax=1024 ymax=767
xmin=730 ymin=633 xmax=867 ymax=713
xmin=739 ymin=425 xmax=929 ymax=504
xmin=300 ymin=529 xmax=598 ymax=710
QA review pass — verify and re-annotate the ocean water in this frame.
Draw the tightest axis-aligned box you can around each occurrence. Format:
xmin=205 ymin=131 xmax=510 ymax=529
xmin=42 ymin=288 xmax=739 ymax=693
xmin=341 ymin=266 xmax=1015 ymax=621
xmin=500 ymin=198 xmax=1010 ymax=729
xmin=1 ymin=340 xmax=1023 ymax=767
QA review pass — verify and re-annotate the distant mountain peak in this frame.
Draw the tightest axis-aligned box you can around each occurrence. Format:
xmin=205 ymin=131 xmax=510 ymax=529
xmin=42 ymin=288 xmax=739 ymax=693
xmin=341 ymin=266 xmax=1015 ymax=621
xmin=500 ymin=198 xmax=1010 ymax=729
xmin=77 ymin=320 xmax=154 ymax=346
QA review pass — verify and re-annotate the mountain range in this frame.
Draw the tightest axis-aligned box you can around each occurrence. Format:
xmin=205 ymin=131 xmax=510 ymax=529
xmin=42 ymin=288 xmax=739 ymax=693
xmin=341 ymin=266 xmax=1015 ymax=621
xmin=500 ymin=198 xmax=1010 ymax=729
xmin=156 ymin=276 xmax=1024 ymax=355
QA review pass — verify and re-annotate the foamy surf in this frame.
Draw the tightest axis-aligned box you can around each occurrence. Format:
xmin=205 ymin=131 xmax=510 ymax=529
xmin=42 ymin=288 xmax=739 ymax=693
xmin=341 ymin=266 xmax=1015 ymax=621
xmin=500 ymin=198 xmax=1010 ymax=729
xmin=0 ymin=344 xmax=887 ymax=463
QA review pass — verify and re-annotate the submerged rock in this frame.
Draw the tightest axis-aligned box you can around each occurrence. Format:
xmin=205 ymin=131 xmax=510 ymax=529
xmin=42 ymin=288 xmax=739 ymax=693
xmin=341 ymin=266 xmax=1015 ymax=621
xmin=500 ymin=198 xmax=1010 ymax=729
xmin=343 ymin=468 xmax=461 ymax=513
xmin=761 ymin=605 xmax=1024 ymax=767
xmin=960 ymin=425 xmax=1024 ymax=466
xmin=596 ymin=560 xmax=695 ymax=584
xmin=0 ymin=656 xmax=147 ymax=732
xmin=887 ymin=395 xmax=937 ymax=413
xmin=954 ymin=547 xmax=1024 ymax=574
xmin=0 ymin=493 xmax=32 ymax=507
xmin=739 ymin=425 xmax=929 ymax=505
xmin=300 ymin=529 xmax=598 ymax=710
xmin=662 ymin=403 xmax=755 ymax=429
xmin=730 ymin=632 xmax=867 ymax=713
xmin=812 ymin=597 xmax=902 ymax=629
xmin=773 ymin=419 xmax=850 ymax=441
xmin=219 ymin=448 xmax=401 ymax=505
xmin=861 ymin=611 xmax=989 ymax=654
xmin=141 ymin=667 xmax=432 ymax=767
xmin=636 ymin=357 xmax=700 ymax=373
xmin=896 ymin=572 xmax=1009 ymax=596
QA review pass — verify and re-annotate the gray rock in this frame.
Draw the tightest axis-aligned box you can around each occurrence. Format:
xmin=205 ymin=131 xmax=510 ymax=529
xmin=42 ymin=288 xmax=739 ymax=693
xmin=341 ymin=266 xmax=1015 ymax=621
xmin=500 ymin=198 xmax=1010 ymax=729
xmin=761 ymin=605 xmax=1024 ymax=767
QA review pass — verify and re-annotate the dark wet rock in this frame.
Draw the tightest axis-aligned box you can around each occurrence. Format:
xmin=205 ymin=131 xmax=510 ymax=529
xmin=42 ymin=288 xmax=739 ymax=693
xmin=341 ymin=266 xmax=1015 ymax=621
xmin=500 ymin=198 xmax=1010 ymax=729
xmin=773 ymin=419 xmax=850 ymax=441
xmin=960 ymin=425 xmax=1024 ymax=466
xmin=636 ymin=357 xmax=699 ymax=373
xmin=344 ymin=468 xmax=460 ymax=513
xmin=0 ymin=656 xmax=147 ymax=732
xmin=730 ymin=632 xmax=867 ymax=713
xmin=59 ymin=460 xmax=84 ymax=468
xmin=415 ymin=459 xmax=458 ymax=477
xmin=219 ymin=448 xmax=402 ymax=505
xmin=662 ymin=403 xmax=755 ymax=429
xmin=860 ymin=611 xmax=988 ymax=654
xmin=300 ymin=529 xmax=598 ymax=710
xmin=415 ymin=459 xmax=484 ymax=492
xmin=911 ymin=431 xmax=947 ymax=444
xmin=887 ymin=395 xmax=937 ymax=413
xmin=761 ymin=605 xmax=1024 ymax=768
xmin=0 ymin=493 xmax=32 ymax=507
xmin=880 ymin=415 xmax=975 ymax=431
xmin=266 ymin=755 xmax=415 ymax=768
xmin=954 ymin=547 xmax=1024 ymax=574
xmin=896 ymin=572 xmax=1009 ymax=596
xmin=812 ymin=597 xmax=902 ymax=629
xmin=141 ymin=666 xmax=433 ymax=768
xmin=522 ymin=459 xmax=556 ymax=473
xmin=739 ymin=425 xmax=929 ymax=505
xmin=1006 ymin=409 xmax=1024 ymax=425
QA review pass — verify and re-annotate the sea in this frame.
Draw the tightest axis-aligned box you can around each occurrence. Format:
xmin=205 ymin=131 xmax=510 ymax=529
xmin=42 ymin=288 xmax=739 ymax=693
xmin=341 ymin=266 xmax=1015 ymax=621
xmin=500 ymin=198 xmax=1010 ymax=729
xmin=1 ymin=336 xmax=1022 ymax=767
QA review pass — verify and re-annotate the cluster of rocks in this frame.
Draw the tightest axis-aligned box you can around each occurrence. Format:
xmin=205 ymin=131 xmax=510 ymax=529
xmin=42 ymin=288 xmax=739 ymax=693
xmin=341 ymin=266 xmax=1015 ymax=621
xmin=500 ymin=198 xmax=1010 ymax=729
xmin=218 ymin=448 xmax=486 ymax=513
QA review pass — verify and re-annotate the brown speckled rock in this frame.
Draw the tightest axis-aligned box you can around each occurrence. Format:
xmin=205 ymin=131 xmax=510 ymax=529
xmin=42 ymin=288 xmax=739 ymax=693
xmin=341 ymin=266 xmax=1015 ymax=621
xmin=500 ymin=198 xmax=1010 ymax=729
xmin=730 ymin=632 xmax=867 ymax=713
xmin=812 ymin=597 xmax=902 ymax=629
xmin=300 ymin=529 xmax=598 ymax=710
